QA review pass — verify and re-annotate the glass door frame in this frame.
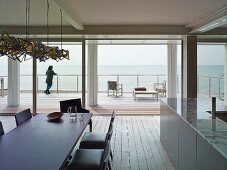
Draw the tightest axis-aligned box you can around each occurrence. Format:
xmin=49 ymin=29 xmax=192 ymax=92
xmin=32 ymin=38 xmax=86 ymax=114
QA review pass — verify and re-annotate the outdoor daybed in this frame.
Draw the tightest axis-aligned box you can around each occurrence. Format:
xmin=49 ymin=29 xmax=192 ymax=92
xmin=133 ymin=87 xmax=158 ymax=101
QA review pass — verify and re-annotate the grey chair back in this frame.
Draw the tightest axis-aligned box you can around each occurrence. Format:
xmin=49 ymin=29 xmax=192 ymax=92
xmin=0 ymin=121 xmax=4 ymax=136
xmin=106 ymin=111 xmax=115 ymax=141
xmin=108 ymin=81 xmax=117 ymax=90
xmin=106 ymin=122 xmax=113 ymax=141
xmin=60 ymin=98 xmax=89 ymax=113
xmin=111 ymin=111 xmax=116 ymax=123
xmin=15 ymin=108 xmax=32 ymax=126
xmin=60 ymin=98 xmax=91 ymax=131
xmin=101 ymin=141 xmax=110 ymax=170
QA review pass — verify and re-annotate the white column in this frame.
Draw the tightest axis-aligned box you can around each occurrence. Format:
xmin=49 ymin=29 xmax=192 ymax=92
xmin=87 ymin=41 xmax=98 ymax=106
xmin=167 ymin=43 xmax=177 ymax=98
xmin=7 ymin=58 xmax=20 ymax=106
xmin=224 ymin=45 xmax=227 ymax=106
xmin=182 ymin=37 xmax=187 ymax=98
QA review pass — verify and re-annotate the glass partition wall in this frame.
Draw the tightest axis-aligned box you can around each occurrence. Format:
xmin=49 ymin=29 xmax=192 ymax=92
xmin=0 ymin=40 xmax=85 ymax=115
xmin=0 ymin=39 xmax=183 ymax=114
xmin=197 ymin=43 xmax=225 ymax=100
xmin=36 ymin=42 xmax=83 ymax=113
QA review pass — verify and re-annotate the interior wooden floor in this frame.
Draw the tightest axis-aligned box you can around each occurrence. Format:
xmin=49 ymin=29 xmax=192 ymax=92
xmin=0 ymin=92 xmax=160 ymax=114
xmin=0 ymin=115 xmax=174 ymax=170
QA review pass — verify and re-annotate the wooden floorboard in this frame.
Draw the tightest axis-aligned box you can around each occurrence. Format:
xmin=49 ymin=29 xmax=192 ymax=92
xmin=0 ymin=115 xmax=174 ymax=170
xmin=0 ymin=93 xmax=160 ymax=114
xmin=0 ymin=116 xmax=16 ymax=133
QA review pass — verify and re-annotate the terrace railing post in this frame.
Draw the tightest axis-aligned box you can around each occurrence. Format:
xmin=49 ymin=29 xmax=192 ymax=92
xmin=177 ymin=76 xmax=179 ymax=94
xmin=0 ymin=77 xmax=4 ymax=96
xmin=218 ymin=77 xmax=221 ymax=99
xmin=2 ymin=77 xmax=3 ymax=95
xmin=157 ymin=75 xmax=159 ymax=84
xmin=77 ymin=75 xmax=79 ymax=93
xmin=57 ymin=75 xmax=59 ymax=94
xmin=208 ymin=77 xmax=211 ymax=97
xmin=197 ymin=76 xmax=199 ymax=94
xmin=137 ymin=75 xmax=139 ymax=87
xmin=117 ymin=75 xmax=119 ymax=84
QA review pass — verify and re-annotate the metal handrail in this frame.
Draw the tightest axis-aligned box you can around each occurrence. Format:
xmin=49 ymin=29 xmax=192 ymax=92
xmin=197 ymin=75 xmax=224 ymax=100
xmin=0 ymin=76 xmax=4 ymax=96
xmin=0 ymin=74 xmax=224 ymax=99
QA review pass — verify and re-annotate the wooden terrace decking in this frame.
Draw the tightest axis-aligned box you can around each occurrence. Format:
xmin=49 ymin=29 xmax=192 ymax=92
xmin=0 ymin=92 xmax=160 ymax=114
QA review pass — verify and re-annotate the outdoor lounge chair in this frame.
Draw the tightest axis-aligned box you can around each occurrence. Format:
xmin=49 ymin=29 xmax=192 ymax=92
xmin=107 ymin=81 xmax=123 ymax=97
xmin=154 ymin=80 xmax=166 ymax=97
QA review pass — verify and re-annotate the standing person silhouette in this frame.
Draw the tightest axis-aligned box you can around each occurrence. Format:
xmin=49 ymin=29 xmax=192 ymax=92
xmin=44 ymin=65 xmax=57 ymax=94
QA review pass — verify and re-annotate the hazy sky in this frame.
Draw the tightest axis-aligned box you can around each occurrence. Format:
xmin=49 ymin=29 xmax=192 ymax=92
xmin=197 ymin=45 xmax=225 ymax=65
xmin=98 ymin=45 xmax=169 ymax=65
xmin=98 ymin=44 xmax=225 ymax=65
xmin=0 ymin=44 xmax=225 ymax=67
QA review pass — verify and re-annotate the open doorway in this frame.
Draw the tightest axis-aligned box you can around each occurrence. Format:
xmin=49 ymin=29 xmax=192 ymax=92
xmin=94 ymin=40 xmax=169 ymax=114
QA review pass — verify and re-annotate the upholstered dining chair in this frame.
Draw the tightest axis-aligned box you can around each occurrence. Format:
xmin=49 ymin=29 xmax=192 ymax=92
xmin=79 ymin=111 xmax=115 ymax=159
xmin=60 ymin=98 xmax=92 ymax=131
xmin=15 ymin=108 xmax=32 ymax=126
xmin=0 ymin=121 xmax=4 ymax=136
xmin=67 ymin=141 xmax=111 ymax=170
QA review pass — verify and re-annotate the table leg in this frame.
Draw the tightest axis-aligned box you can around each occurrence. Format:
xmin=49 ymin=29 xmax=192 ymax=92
xmin=89 ymin=119 xmax=92 ymax=132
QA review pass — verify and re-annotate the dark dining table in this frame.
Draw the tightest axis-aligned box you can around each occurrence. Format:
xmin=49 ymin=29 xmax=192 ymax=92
xmin=0 ymin=112 xmax=92 ymax=170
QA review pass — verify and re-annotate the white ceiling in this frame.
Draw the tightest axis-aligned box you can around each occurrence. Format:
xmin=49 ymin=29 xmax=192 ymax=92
xmin=0 ymin=0 xmax=226 ymax=27
xmin=58 ymin=0 xmax=225 ymax=25
xmin=0 ymin=0 xmax=69 ymax=26
xmin=0 ymin=0 xmax=227 ymax=41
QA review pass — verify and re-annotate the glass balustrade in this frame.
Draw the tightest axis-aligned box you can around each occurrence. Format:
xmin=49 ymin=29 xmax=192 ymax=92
xmin=0 ymin=74 xmax=224 ymax=100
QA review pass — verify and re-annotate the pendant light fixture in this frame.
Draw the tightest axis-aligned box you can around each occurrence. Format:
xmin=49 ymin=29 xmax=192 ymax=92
xmin=0 ymin=0 xmax=69 ymax=62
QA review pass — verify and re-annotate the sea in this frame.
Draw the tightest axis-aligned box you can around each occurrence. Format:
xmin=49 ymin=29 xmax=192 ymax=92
xmin=0 ymin=64 xmax=224 ymax=96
